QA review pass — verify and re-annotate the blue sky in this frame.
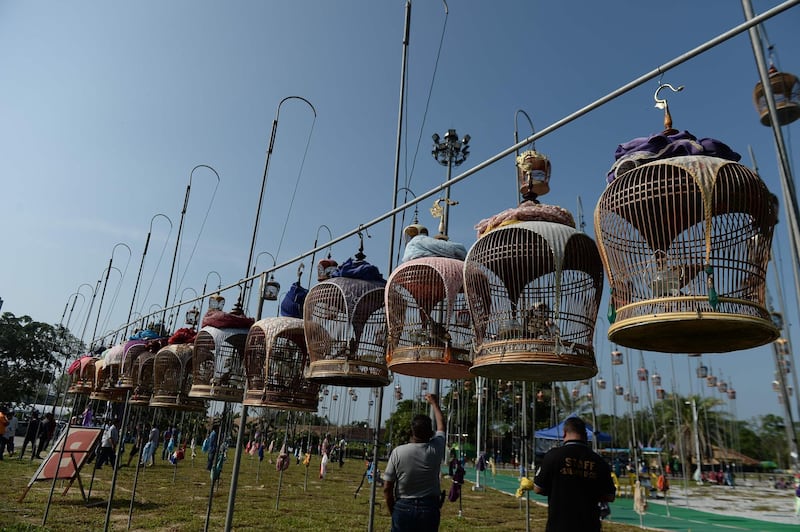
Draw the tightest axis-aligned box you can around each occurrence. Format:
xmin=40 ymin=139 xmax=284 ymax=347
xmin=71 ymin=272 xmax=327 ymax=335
xmin=1 ymin=1 xmax=799 ymax=425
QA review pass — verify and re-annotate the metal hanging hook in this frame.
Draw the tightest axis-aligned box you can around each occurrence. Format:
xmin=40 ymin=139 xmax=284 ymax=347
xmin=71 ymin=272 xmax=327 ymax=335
xmin=355 ymin=227 xmax=370 ymax=261
xmin=654 ymin=82 xmax=684 ymax=132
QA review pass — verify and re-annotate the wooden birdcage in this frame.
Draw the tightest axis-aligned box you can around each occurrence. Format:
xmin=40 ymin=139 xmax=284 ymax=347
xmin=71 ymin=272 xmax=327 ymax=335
xmin=611 ymin=350 xmax=623 ymax=365
xmin=656 ymin=388 xmax=666 ymax=400
xmin=89 ymin=359 xmax=125 ymax=402
xmin=385 ymin=257 xmax=473 ymax=379
xmin=463 ymin=221 xmax=603 ymax=381
xmin=242 ymin=317 xmax=320 ymax=411
xmin=189 ymin=326 xmax=250 ymax=402
xmin=651 ymin=372 xmax=662 ymax=387
xmin=706 ymin=375 xmax=718 ymax=387
xmin=118 ymin=339 xmax=148 ymax=388
xmin=615 ymin=385 xmax=624 ymax=396
xmin=304 ymin=277 xmax=390 ymax=387
xmin=718 ymin=381 xmax=728 ymax=393
xmin=129 ymin=351 xmax=156 ymax=406
xmin=596 ymin=155 xmax=780 ymax=353
xmin=637 ymin=367 xmax=648 ymax=382
xmin=100 ymin=344 xmax=125 ymax=390
xmin=67 ymin=355 xmax=98 ymax=395
xmin=753 ymin=66 xmax=800 ymax=126
xmin=596 ymin=377 xmax=606 ymax=390
xmin=150 ymin=344 xmax=206 ymax=412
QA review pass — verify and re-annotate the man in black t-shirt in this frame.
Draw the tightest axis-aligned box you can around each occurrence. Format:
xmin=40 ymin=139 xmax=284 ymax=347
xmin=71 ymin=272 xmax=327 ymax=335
xmin=534 ymin=416 xmax=616 ymax=532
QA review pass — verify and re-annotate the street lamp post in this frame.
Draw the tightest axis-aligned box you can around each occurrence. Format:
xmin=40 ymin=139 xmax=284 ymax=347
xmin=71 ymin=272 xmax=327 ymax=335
xmin=431 ymin=129 xmax=470 ymax=240
xmin=429 ymin=128 xmax=470 ymax=415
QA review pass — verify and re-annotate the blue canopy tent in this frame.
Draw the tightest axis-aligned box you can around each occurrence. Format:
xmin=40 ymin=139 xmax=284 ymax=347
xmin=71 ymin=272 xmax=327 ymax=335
xmin=534 ymin=416 xmax=612 ymax=456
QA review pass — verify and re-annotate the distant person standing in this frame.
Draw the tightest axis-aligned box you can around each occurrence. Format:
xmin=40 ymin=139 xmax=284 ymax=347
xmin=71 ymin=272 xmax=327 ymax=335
xmin=205 ymin=424 xmax=219 ymax=471
xmin=35 ymin=412 xmax=55 ymax=458
xmin=3 ymin=410 xmax=18 ymax=458
xmin=0 ymin=407 xmax=9 ymax=460
xmin=534 ymin=416 xmax=616 ymax=532
xmin=383 ymin=393 xmax=446 ymax=532
xmin=18 ymin=410 xmax=41 ymax=460
xmin=96 ymin=418 xmax=119 ymax=469
xmin=142 ymin=425 xmax=159 ymax=466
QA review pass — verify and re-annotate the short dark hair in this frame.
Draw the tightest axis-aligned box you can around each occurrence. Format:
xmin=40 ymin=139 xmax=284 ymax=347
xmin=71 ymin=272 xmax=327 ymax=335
xmin=563 ymin=416 xmax=587 ymax=440
xmin=411 ymin=414 xmax=433 ymax=440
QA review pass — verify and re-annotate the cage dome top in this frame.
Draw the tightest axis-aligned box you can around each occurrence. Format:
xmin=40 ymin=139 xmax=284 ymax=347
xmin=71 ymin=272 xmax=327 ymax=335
xmin=606 ymin=130 xmax=741 ymax=184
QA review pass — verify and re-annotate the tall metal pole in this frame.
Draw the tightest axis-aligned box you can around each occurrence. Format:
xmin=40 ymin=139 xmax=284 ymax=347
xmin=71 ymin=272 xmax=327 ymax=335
xmin=224 ymin=97 xmax=315 ymax=532
xmin=241 ymin=96 xmax=316 ymax=306
xmin=473 ymin=375 xmax=484 ymax=491
xmin=127 ymin=214 xmax=172 ymax=336
xmin=689 ymin=398 xmax=702 ymax=483
xmin=368 ymin=3 xmax=410 ymax=530
xmin=163 ymin=165 xmax=220 ymax=329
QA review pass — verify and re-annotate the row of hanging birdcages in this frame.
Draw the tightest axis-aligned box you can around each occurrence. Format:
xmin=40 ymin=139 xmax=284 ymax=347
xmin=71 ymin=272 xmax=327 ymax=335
xmin=67 ymin=74 xmax=794 ymax=406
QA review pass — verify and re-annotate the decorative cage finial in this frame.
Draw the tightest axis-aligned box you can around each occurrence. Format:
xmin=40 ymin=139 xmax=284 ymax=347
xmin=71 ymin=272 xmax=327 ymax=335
xmin=654 ymin=82 xmax=684 ymax=134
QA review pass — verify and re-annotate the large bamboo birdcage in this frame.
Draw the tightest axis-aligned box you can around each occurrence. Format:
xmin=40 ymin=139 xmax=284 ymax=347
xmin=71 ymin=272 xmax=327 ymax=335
xmin=67 ymin=355 xmax=98 ymax=395
xmin=464 ymin=221 xmax=603 ymax=381
xmin=595 ymin=155 xmax=779 ymax=352
xmin=385 ymin=257 xmax=473 ymax=379
xmin=242 ymin=317 xmax=320 ymax=411
xmin=304 ymin=277 xmax=390 ymax=387
xmin=129 ymin=351 xmax=156 ymax=406
xmin=189 ymin=325 xmax=251 ymax=402
xmin=117 ymin=339 xmax=148 ymax=388
xmin=150 ymin=344 xmax=206 ymax=412
xmin=88 ymin=358 xmax=126 ymax=402
xmin=99 ymin=343 xmax=125 ymax=390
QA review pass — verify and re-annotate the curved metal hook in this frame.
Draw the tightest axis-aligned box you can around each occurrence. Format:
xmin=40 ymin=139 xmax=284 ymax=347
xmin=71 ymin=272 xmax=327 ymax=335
xmin=654 ymin=83 xmax=684 ymax=110
xmin=514 ymin=109 xmax=537 ymax=153
xmin=355 ymin=226 xmax=370 ymax=260
xmin=77 ymin=282 xmax=96 ymax=297
xmin=654 ymin=83 xmax=684 ymax=131
xmin=254 ymin=251 xmax=278 ymax=273
xmin=189 ymin=164 xmax=221 ymax=186
xmin=204 ymin=270 xmax=222 ymax=290
xmin=149 ymin=213 xmax=173 ymax=233
xmin=111 ymin=242 xmax=132 ymax=262
xmin=276 ymin=95 xmax=317 ymax=119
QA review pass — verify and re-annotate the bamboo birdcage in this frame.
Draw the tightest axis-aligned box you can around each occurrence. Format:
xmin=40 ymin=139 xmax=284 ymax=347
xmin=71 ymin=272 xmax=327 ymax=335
xmin=595 ymin=155 xmax=779 ymax=352
xmin=242 ymin=317 xmax=320 ymax=411
xmin=189 ymin=325 xmax=250 ymax=402
xmin=129 ymin=351 xmax=156 ymax=406
xmin=304 ymin=277 xmax=390 ymax=387
xmin=385 ymin=257 xmax=473 ymax=379
xmin=753 ymin=66 xmax=800 ymax=127
xmin=88 ymin=358 xmax=126 ymax=402
xmin=67 ymin=355 xmax=98 ymax=395
xmin=463 ymin=221 xmax=603 ymax=381
xmin=117 ymin=339 xmax=148 ymax=388
xmin=150 ymin=344 xmax=206 ymax=412
xmin=100 ymin=343 xmax=125 ymax=390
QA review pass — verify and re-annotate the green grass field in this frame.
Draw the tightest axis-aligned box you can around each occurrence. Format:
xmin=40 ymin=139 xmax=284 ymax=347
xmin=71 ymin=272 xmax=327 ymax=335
xmin=2 ymin=448 xmax=640 ymax=531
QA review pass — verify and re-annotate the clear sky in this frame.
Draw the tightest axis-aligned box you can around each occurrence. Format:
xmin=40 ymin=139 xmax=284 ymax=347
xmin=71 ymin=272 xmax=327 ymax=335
xmin=1 ymin=1 xmax=799 ymax=425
